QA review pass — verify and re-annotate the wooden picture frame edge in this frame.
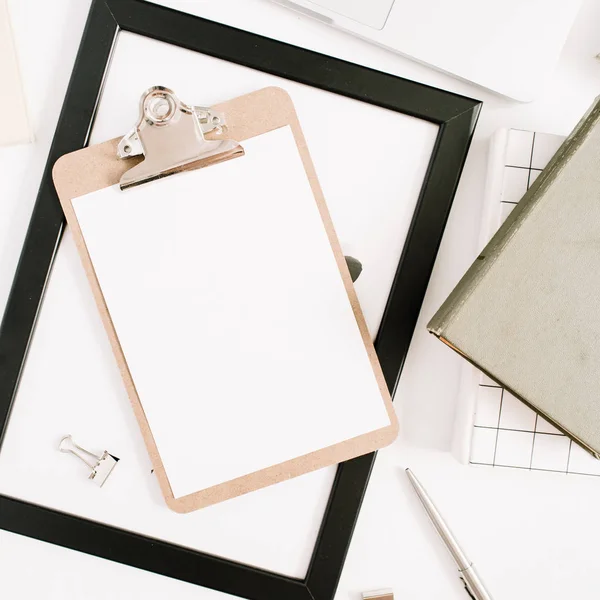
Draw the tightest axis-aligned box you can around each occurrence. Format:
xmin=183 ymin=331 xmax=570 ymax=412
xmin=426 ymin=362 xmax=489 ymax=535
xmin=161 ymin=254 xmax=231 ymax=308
xmin=0 ymin=1 xmax=481 ymax=599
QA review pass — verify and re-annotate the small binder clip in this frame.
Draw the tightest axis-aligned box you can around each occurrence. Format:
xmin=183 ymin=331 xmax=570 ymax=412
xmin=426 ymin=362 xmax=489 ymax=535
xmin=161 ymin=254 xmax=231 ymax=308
xmin=362 ymin=590 xmax=394 ymax=600
xmin=59 ymin=435 xmax=119 ymax=487
xmin=118 ymin=85 xmax=245 ymax=190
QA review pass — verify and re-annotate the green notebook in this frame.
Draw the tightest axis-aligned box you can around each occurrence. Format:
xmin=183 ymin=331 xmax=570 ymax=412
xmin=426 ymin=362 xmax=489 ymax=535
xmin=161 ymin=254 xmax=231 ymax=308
xmin=429 ymin=97 xmax=600 ymax=458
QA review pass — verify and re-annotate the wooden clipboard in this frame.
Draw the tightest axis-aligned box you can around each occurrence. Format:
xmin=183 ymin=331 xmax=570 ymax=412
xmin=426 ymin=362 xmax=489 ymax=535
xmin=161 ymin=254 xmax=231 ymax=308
xmin=52 ymin=87 xmax=398 ymax=512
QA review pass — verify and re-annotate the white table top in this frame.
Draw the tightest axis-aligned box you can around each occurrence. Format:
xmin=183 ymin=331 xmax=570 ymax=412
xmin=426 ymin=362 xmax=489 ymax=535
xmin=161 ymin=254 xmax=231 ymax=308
xmin=0 ymin=1 xmax=599 ymax=598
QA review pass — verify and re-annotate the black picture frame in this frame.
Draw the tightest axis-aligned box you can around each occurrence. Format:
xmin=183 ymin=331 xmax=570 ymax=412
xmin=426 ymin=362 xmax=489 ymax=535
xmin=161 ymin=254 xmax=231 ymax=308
xmin=0 ymin=1 xmax=481 ymax=598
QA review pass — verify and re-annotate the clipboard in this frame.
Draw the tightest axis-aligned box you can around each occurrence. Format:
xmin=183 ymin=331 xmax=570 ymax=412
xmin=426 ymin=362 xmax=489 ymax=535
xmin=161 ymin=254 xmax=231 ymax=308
xmin=52 ymin=86 xmax=398 ymax=513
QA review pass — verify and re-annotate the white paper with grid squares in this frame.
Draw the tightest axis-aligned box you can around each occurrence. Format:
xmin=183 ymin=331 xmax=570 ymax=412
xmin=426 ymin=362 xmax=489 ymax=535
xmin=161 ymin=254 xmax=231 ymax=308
xmin=466 ymin=129 xmax=600 ymax=477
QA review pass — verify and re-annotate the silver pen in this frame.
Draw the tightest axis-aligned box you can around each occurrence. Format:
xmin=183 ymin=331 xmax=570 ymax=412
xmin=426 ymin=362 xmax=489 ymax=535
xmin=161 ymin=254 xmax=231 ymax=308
xmin=406 ymin=468 xmax=494 ymax=600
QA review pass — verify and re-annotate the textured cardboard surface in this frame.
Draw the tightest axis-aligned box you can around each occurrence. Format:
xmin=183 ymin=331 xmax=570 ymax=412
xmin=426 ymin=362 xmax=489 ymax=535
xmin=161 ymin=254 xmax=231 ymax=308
xmin=53 ymin=87 xmax=398 ymax=512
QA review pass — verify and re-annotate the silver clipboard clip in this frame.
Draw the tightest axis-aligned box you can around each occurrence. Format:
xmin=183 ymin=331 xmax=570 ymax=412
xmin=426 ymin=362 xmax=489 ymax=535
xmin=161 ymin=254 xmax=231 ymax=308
xmin=118 ymin=86 xmax=245 ymax=190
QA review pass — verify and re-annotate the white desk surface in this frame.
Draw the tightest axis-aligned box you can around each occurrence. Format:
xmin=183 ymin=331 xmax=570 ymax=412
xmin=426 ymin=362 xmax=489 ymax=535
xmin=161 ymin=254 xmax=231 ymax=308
xmin=0 ymin=0 xmax=599 ymax=598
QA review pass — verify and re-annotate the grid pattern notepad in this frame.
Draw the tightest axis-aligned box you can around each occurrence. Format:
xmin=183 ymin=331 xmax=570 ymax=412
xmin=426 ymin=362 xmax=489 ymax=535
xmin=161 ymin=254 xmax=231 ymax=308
xmin=469 ymin=130 xmax=600 ymax=477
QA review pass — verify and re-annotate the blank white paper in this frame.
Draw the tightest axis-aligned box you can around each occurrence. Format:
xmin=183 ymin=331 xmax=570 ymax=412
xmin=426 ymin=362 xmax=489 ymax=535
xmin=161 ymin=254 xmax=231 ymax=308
xmin=0 ymin=0 xmax=30 ymax=146
xmin=73 ymin=126 xmax=391 ymax=499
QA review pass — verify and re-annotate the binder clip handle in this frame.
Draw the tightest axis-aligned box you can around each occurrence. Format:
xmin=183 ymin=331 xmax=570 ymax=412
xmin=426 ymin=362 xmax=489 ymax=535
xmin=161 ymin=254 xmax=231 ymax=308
xmin=59 ymin=434 xmax=100 ymax=469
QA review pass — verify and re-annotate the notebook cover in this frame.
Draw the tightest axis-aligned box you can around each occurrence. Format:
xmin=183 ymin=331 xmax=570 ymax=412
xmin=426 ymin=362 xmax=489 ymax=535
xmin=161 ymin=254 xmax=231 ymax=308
xmin=428 ymin=96 xmax=600 ymax=458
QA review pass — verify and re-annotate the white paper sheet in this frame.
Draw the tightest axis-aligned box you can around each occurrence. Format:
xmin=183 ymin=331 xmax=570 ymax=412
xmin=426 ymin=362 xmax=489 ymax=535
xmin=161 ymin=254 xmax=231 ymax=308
xmin=73 ymin=126 xmax=391 ymax=499
xmin=0 ymin=0 xmax=30 ymax=146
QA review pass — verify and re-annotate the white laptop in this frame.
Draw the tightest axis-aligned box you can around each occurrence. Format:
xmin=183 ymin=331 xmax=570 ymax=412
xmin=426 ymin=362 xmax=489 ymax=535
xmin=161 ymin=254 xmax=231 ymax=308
xmin=271 ymin=0 xmax=582 ymax=101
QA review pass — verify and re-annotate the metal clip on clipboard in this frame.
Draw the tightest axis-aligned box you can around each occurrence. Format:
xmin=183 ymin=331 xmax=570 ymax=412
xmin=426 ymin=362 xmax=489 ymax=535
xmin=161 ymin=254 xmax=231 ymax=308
xmin=118 ymin=86 xmax=245 ymax=190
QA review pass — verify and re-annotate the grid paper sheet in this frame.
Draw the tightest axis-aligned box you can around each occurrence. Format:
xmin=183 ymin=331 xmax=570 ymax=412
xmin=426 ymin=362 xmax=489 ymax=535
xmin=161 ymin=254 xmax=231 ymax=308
xmin=470 ymin=130 xmax=600 ymax=477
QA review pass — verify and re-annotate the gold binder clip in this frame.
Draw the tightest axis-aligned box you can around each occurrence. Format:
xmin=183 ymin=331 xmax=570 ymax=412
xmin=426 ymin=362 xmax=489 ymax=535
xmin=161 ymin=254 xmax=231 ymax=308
xmin=59 ymin=435 xmax=119 ymax=487
xmin=118 ymin=86 xmax=245 ymax=190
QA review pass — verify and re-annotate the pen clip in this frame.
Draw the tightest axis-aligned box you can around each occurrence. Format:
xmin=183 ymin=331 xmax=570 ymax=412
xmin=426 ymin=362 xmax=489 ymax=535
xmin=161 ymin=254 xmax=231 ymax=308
xmin=459 ymin=564 xmax=493 ymax=600
xmin=460 ymin=574 xmax=477 ymax=600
